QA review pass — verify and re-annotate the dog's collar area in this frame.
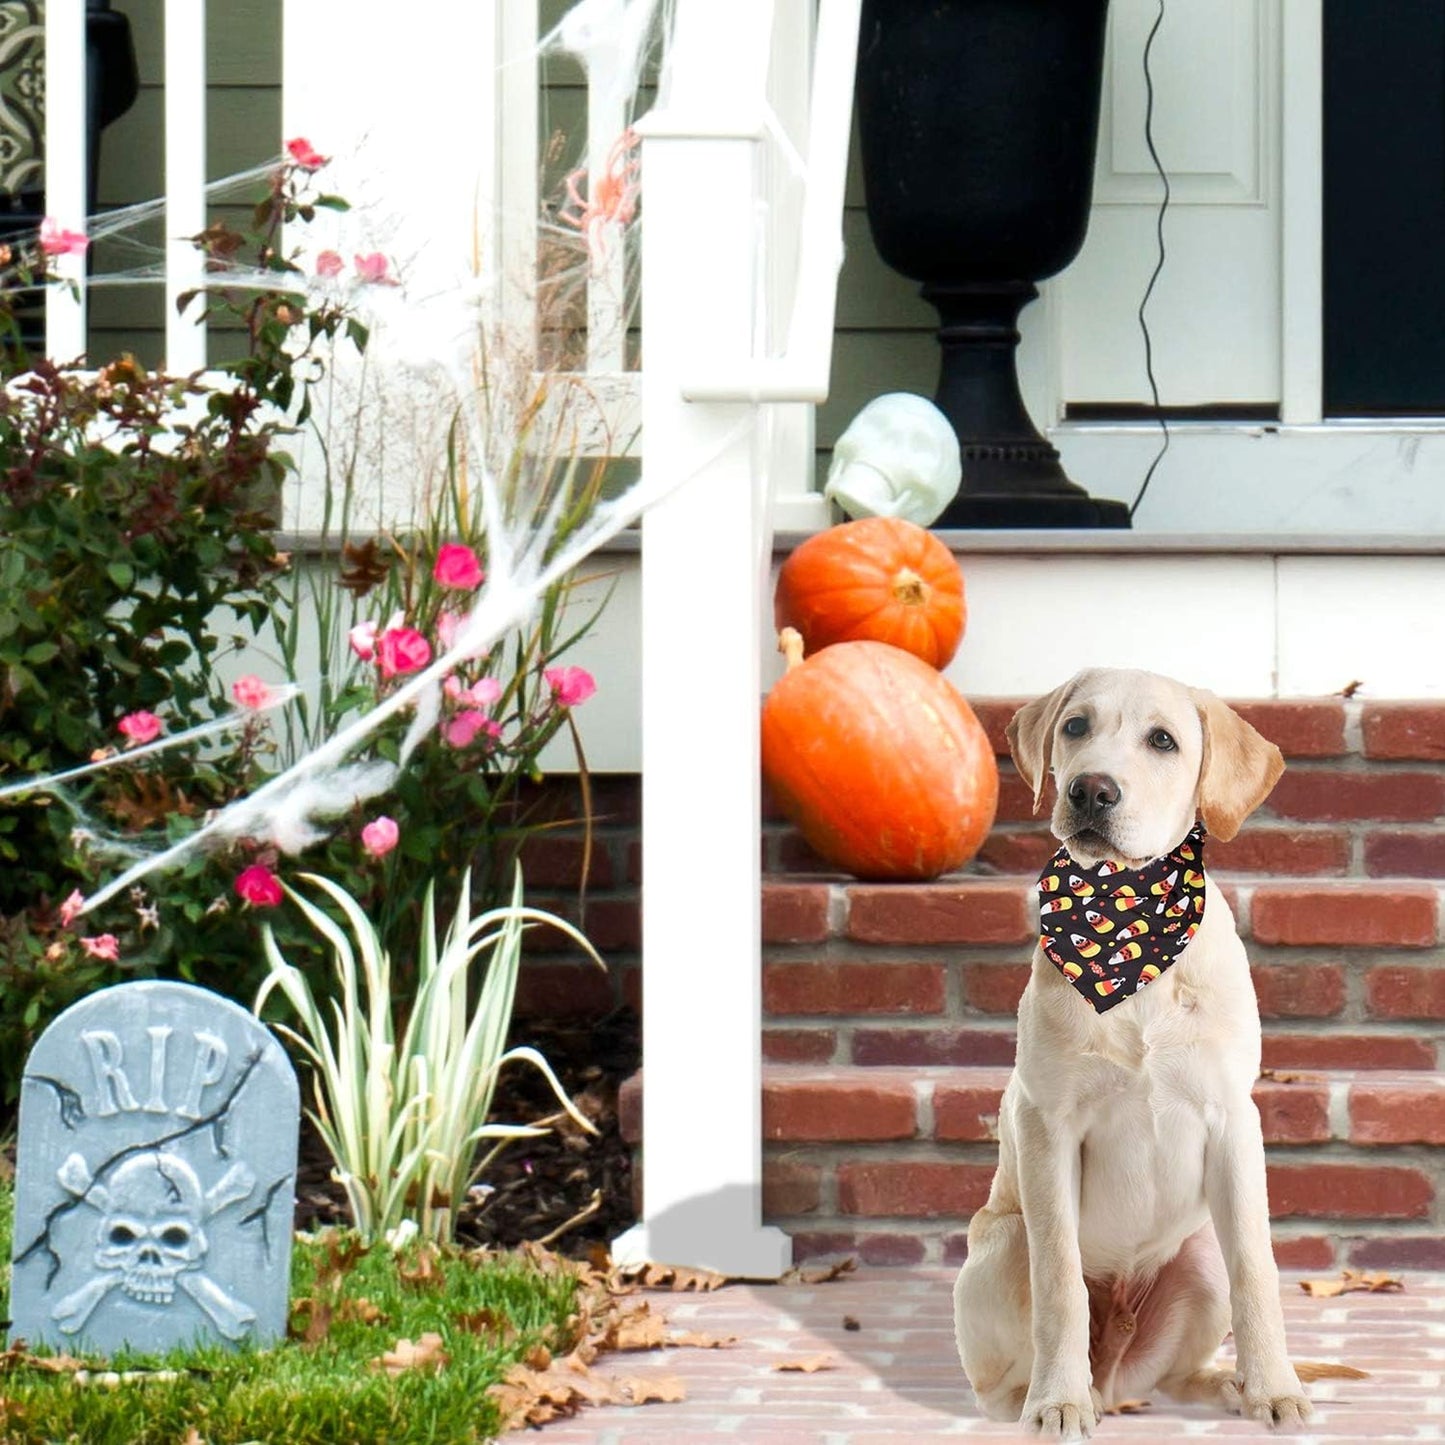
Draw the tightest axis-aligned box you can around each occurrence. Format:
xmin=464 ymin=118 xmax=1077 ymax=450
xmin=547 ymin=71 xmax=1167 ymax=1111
xmin=1037 ymin=824 xmax=1207 ymax=1012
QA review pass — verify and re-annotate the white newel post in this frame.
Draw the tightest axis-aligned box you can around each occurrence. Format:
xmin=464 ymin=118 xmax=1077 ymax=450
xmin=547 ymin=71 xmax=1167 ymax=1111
xmin=612 ymin=2 xmax=792 ymax=1278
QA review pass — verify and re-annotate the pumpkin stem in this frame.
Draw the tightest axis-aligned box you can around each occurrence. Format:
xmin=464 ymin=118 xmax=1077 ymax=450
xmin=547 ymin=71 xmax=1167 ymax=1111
xmin=891 ymin=567 xmax=928 ymax=606
xmin=778 ymin=627 xmax=806 ymax=671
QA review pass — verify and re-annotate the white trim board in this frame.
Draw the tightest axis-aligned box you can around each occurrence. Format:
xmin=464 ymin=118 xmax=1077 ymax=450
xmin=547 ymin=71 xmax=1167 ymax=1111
xmin=536 ymin=547 xmax=1445 ymax=775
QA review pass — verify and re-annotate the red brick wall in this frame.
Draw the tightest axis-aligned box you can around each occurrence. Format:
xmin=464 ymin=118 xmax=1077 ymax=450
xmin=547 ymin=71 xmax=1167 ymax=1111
xmin=523 ymin=698 xmax=1445 ymax=1268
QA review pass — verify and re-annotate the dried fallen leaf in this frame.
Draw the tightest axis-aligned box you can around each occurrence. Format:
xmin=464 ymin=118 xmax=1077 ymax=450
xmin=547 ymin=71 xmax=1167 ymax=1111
xmin=614 ymin=1261 xmax=730 ymax=1293
xmin=772 ymin=1354 xmax=836 ymax=1373
xmin=667 ymin=1330 xmax=737 ymax=1349
xmin=782 ymin=1256 xmax=858 ymax=1285
xmin=289 ymin=1295 xmax=334 ymax=1346
xmin=612 ymin=1311 xmax=668 ymax=1351
xmin=1259 ymin=1067 xmax=1327 ymax=1084
xmin=617 ymin=1373 xmax=687 ymax=1405
xmin=397 ymin=1245 xmax=444 ymax=1290
xmin=488 ymin=1359 xmax=602 ymax=1430
xmin=842 ymin=1315 xmax=861 ymax=1332
xmin=371 ymin=1332 xmax=449 ymax=1376
xmin=455 ymin=1306 xmax=514 ymax=1339
xmin=1300 ymin=1269 xmax=1403 ymax=1299
xmin=337 ymin=1297 xmax=385 ymax=1326
xmin=0 ymin=1348 xmax=85 ymax=1375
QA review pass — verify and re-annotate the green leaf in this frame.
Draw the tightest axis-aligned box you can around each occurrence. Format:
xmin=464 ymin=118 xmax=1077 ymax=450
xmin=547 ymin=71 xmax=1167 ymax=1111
xmin=106 ymin=560 xmax=135 ymax=590
xmin=313 ymin=194 xmax=352 ymax=212
xmin=22 ymin=641 xmax=58 ymax=665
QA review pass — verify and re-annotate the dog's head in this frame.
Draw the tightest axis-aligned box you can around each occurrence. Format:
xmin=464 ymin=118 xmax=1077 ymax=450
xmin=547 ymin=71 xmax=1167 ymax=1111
xmin=1006 ymin=668 xmax=1284 ymax=866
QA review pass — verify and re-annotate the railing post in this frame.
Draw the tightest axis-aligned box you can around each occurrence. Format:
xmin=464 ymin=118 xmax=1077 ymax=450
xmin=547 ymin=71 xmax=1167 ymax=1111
xmin=612 ymin=0 xmax=791 ymax=1279
xmin=44 ymin=0 xmax=87 ymax=360
xmin=164 ymin=0 xmax=207 ymax=374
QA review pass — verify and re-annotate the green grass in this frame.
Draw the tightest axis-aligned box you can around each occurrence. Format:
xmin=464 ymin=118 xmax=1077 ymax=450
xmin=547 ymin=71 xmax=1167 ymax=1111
xmin=0 ymin=1182 xmax=580 ymax=1444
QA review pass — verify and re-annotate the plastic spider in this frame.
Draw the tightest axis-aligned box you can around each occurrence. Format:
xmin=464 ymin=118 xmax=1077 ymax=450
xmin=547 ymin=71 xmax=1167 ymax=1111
xmin=560 ymin=128 xmax=640 ymax=269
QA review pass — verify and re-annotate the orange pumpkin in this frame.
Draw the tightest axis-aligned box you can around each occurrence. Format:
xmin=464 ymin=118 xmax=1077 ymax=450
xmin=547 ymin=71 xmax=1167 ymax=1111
xmin=774 ymin=517 xmax=966 ymax=669
xmin=762 ymin=630 xmax=998 ymax=880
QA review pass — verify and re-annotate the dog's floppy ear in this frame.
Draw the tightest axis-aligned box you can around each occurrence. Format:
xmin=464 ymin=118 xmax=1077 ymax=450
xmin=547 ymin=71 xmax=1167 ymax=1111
xmin=1191 ymin=690 xmax=1284 ymax=841
xmin=1006 ymin=678 xmax=1078 ymax=814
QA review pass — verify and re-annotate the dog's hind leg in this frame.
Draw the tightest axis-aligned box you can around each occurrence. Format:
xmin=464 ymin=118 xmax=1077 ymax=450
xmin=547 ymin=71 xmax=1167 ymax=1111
xmin=1142 ymin=1222 xmax=1237 ymax=1409
xmin=954 ymin=1206 xmax=1035 ymax=1420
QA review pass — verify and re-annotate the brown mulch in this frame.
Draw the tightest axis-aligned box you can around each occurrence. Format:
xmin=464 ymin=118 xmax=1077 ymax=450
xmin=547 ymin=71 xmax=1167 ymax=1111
xmin=293 ymin=1007 xmax=640 ymax=1256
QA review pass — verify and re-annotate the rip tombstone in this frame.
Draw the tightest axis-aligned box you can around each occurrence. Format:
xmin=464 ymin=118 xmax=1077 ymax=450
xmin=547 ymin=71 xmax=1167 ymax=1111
xmin=9 ymin=980 xmax=298 ymax=1355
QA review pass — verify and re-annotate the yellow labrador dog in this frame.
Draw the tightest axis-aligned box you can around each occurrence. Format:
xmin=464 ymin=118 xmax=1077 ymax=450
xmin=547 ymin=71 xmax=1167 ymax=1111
xmin=954 ymin=668 xmax=1308 ymax=1438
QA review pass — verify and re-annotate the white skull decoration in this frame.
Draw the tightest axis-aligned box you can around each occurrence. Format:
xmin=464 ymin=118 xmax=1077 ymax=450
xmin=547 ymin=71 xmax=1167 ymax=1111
xmin=93 ymin=1153 xmax=208 ymax=1305
xmin=824 ymin=393 xmax=962 ymax=526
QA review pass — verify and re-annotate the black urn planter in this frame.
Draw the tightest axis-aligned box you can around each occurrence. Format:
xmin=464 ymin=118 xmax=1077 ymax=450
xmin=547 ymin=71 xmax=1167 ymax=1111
xmin=856 ymin=0 xmax=1128 ymax=528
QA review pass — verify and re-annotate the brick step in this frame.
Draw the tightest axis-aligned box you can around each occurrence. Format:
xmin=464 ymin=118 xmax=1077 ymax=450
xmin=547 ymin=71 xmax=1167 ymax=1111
xmin=760 ymin=876 xmax=1445 ymax=1072
xmin=619 ymin=1065 xmax=1445 ymax=1272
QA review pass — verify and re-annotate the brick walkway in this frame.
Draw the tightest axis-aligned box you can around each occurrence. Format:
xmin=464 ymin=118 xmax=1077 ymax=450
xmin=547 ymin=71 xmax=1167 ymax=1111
xmin=532 ymin=1269 xmax=1445 ymax=1443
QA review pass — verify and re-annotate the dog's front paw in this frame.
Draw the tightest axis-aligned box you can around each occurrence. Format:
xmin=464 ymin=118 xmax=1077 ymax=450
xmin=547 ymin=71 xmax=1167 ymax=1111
xmin=1020 ymin=1385 xmax=1099 ymax=1440
xmin=1230 ymin=1368 xmax=1312 ymax=1429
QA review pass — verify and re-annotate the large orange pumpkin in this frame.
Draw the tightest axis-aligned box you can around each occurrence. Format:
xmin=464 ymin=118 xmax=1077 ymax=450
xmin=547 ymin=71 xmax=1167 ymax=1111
xmin=774 ymin=517 xmax=966 ymax=669
xmin=762 ymin=630 xmax=997 ymax=880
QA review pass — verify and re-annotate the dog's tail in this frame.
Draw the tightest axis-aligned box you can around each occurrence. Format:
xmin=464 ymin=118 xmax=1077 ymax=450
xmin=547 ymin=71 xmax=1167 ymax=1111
xmin=1293 ymin=1361 xmax=1370 ymax=1382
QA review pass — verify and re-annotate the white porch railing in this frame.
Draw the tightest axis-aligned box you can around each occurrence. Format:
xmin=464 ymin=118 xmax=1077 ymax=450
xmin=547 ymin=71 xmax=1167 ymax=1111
xmin=40 ymin=0 xmax=856 ymax=1275
xmin=614 ymin=0 xmax=858 ymax=1276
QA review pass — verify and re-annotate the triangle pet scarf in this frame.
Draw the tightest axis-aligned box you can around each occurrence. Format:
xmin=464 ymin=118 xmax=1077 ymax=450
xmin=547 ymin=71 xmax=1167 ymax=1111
xmin=1037 ymin=824 xmax=1206 ymax=1013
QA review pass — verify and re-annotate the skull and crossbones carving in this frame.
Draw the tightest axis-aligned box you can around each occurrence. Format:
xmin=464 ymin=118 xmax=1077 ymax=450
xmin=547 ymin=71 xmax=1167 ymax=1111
xmin=50 ymin=1150 xmax=258 ymax=1340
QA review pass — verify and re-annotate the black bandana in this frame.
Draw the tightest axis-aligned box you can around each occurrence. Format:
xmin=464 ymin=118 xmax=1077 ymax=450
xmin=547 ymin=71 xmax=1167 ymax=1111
xmin=1037 ymin=825 xmax=1207 ymax=1013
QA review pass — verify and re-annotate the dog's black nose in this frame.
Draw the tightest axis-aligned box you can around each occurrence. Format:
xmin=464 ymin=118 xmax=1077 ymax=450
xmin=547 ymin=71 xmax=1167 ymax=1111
xmin=1067 ymin=772 xmax=1121 ymax=821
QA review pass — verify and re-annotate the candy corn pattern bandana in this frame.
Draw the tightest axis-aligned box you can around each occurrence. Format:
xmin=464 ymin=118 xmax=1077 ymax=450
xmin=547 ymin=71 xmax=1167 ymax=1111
xmin=1037 ymin=824 xmax=1207 ymax=1013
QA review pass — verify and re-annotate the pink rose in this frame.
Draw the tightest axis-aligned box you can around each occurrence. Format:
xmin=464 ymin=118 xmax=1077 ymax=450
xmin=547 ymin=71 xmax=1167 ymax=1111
xmin=117 ymin=710 xmax=164 ymax=745
xmin=39 ymin=217 xmax=89 ymax=257
xmin=544 ymin=666 xmax=597 ymax=708
xmin=360 ymin=815 xmax=400 ymax=858
xmin=235 ymin=863 xmax=283 ymax=908
xmin=348 ymin=619 xmax=379 ymax=661
xmin=80 ymin=934 xmax=120 ymax=962
xmin=443 ymin=711 xmax=502 ymax=749
xmin=376 ymin=626 xmax=431 ymax=679
xmin=433 ymin=543 xmax=484 ymax=590
xmin=59 ymin=889 xmax=85 ymax=926
xmin=316 ymin=249 xmax=344 ymax=278
xmin=354 ymin=252 xmax=394 ymax=285
xmin=286 ymin=137 xmax=328 ymax=171
xmin=232 ymin=674 xmax=272 ymax=710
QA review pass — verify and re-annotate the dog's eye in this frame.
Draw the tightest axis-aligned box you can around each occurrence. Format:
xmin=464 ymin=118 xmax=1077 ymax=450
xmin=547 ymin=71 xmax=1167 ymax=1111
xmin=1149 ymin=728 xmax=1176 ymax=752
xmin=1062 ymin=716 xmax=1088 ymax=738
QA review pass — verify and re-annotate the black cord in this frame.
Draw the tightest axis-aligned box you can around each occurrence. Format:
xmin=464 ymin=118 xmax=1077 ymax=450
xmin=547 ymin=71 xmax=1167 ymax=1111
xmin=1129 ymin=0 xmax=1171 ymax=522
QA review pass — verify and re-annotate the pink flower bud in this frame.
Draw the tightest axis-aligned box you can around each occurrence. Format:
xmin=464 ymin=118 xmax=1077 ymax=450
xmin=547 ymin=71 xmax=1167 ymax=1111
xmin=443 ymin=711 xmax=502 ymax=749
xmin=349 ymin=619 xmax=379 ymax=661
xmin=286 ymin=137 xmax=328 ymax=171
xmin=59 ymin=889 xmax=85 ymax=926
xmin=316 ymin=249 xmax=344 ymax=278
xmin=232 ymin=674 xmax=273 ymax=710
xmin=235 ymin=863 xmax=284 ymax=908
xmin=39 ymin=217 xmax=89 ymax=257
xmin=433 ymin=542 xmax=485 ymax=590
xmin=117 ymin=710 xmax=164 ymax=745
xmin=543 ymin=665 xmax=597 ymax=708
xmin=354 ymin=251 xmax=393 ymax=285
xmin=361 ymin=816 xmax=400 ymax=858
